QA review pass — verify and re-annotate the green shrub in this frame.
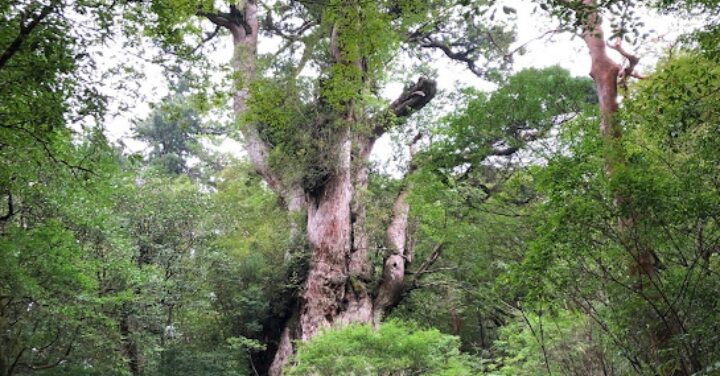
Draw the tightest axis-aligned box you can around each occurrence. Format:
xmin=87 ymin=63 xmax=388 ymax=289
xmin=286 ymin=320 xmax=473 ymax=376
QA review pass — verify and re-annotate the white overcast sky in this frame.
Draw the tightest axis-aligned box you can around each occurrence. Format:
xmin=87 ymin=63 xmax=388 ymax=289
xmin=101 ymin=0 xmax=699 ymax=165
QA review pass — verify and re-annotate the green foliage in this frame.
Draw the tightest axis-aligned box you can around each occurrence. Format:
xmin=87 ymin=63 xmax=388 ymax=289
xmin=654 ymin=1 xmax=720 ymax=60
xmin=239 ymin=0 xmax=517 ymax=194
xmin=5 ymin=1 xmax=720 ymax=375
xmin=134 ymin=86 xmax=207 ymax=174
xmin=320 ymin=0 xmax=398 ymax=110
xmin=384 ymin=68 xmax=594 ymax=367
xmin=507 ymin=52 xmax=720 ymax=374
xmin=0 ymin=10 xmax=278 ymax=365
xmin=490 ymin=310 xmax=622 ymax=376
xmin=286 ymin=320 xmax=473 ymax=375
xmin=245 ymin=73 xmax=340 ymax=191
xmin=153 ymin=345 xmax=245 ymax=376
xmin=203 ymin=162 xmax=294 ymax=372
xmin=0 ymin=147 xmax=136 ymax=374
xmin=426 ymin=66 xmax=595 ymax=170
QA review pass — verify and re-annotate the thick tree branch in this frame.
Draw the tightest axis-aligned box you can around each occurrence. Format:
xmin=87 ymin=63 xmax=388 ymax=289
xmin=199 ymin=4 xmax=251 ymax=33
xmin=241 ymin=126 xmax=285 ymax=197
xmin=389 ymin=77 xmax=437 ymax=118
xmin=0 ymin=3 xmax=55 ymax=71
xmin=371 ymin=77 xmax=437 ymax=140
xmin=372 ymin=132 xmax=428 ymax=321
xmin=608 ymin=38 xmax=644 ymax=89
xmin=406 ymin=13 xmax=511 ymax=78
xmin=373 ymin=188 xmax=410 ymax=321
xmin=198 ymin=11 xmax=233 ymax=28
xmin=206 ymin=1 xmax=292 ymax=206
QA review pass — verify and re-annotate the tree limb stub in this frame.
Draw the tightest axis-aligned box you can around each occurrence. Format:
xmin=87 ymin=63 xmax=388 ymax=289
xmin=390 ymin=77 xmax=437 ymax=118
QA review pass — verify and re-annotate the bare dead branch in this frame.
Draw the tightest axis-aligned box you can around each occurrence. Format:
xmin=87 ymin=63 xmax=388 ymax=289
xmin=608 ymin=38 xmax=644 ymax=89
xmin=413 ymin=242 xmax=445 ymax=277
xmin=504 ymin=27 xmax=567 ymax=62
xmin=369 ymin=77 xmax=437 ymax=145
xmin=390 ymin=77 xmax=437 ymax=118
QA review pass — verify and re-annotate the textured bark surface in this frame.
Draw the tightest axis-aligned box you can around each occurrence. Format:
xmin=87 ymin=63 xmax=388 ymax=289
xmin=301 ymin=132 xmax=355 ymax=339
xmin=267 ymin=326 xmax=293 ymax=376
xmin=264 ymin=78 xmax=436 ymax=376
xmin=373 ymin=190 xmax=409 ymax=324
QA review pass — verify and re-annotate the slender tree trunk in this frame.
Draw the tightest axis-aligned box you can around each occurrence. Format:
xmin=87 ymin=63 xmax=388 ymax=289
xmin=119 ymin=247 xmax=149 ymax=376
xmin=580 ymin=0 xmax=656 ymax=284
xmin=578 ymin=2 xmax=697 ymax=373
xmin=120 ymin=305 xmax=142 ymax=376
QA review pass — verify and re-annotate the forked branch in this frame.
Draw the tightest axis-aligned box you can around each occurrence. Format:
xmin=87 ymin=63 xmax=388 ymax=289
xmin=608 ymin=38 xmax=645 ymax=89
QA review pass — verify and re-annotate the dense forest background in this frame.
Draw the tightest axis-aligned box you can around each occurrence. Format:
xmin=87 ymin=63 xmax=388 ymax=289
xmin=2 ymin=0 xmax=720 ymax=375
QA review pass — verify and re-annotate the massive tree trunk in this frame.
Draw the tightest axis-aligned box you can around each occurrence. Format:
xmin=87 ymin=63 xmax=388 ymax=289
xmin=203 ymin=3 xmax=437 ymax=375
xmin=267 ymin=76 xmax=436 ymax=376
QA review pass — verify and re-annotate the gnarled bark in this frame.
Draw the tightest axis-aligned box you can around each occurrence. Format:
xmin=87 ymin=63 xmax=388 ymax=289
xmin=267 ymin=80 xmax=437 ymax=376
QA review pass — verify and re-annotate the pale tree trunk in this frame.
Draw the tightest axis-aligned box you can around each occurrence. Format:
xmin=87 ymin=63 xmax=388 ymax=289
xmin=268 ymin=133 xmax=379 ymax=375
xmin=268 ymin=132 xmax=431 ymax=375
xmin=268 ymin=61 xmax=436 ymax=376
xmin=373 ymin=189 xmax=409 ymax=323
xmin=300 ymin=130 xmax=356 ymax=337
